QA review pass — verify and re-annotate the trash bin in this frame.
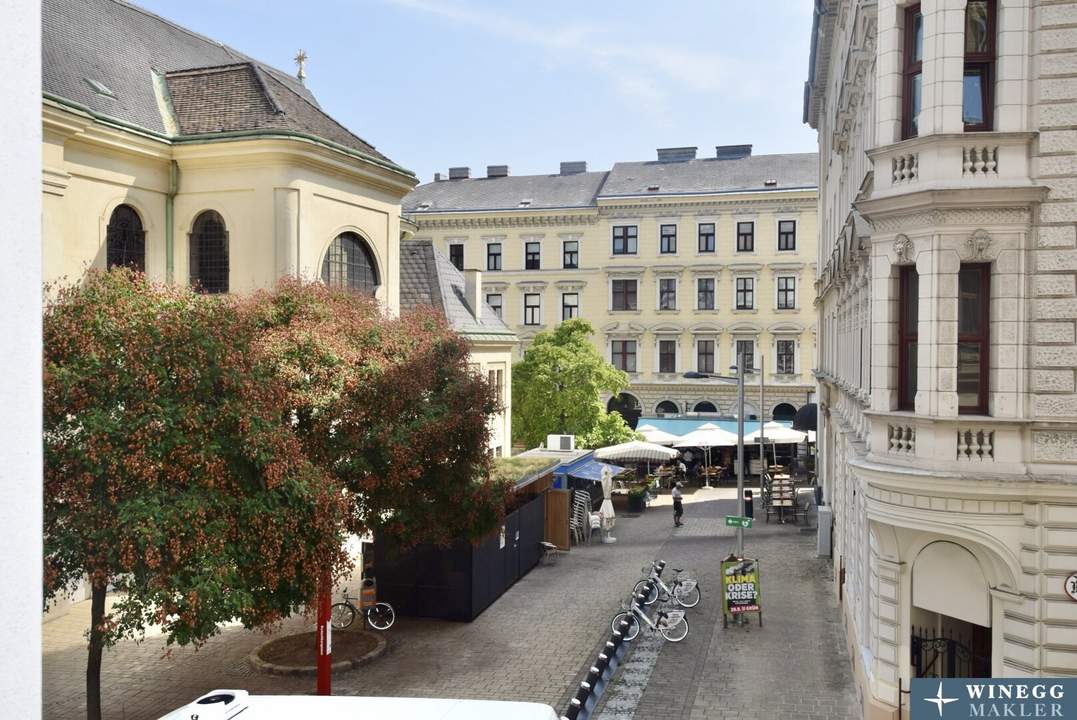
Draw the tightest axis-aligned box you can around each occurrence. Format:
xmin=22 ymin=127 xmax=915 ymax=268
xmin=743 ymin=489 xmax=754 ymax=519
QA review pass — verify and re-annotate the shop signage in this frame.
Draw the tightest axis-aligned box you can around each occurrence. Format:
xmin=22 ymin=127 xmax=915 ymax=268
xmin=721 ymin=557 xmax=761 ymax=626
xmin=910 ymin=678 xmax=1077 ymax=719
xmin=1065 ymin=572 xmax=1077 ymax=603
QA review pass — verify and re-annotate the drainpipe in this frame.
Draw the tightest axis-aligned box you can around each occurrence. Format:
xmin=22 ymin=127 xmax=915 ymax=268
xmin=165 ymin=160 xmax=178 ymax=283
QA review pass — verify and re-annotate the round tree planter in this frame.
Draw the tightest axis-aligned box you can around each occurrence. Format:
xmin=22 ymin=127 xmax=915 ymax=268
xmin=249 ymin=629 xmax=386 ymax=677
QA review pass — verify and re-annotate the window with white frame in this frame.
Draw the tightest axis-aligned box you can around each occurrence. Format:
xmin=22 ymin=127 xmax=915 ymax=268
xmin=612 ymin=340 xmax=637 ymax=372
xmin=612 ymin=225 xmax=638 ymax=255
xmin=697 ymin=277 xmax=715 ymax=310
xmin=735 ymin=339 xmax=755 ymax=373
xmin=658 ymin=339 xmax=677 ymax=373
xmin=523 ymin=293 xmax=541 ymax=325
xmin=696 ymin=339 xmax=715 ymax=374
xmin=562 ymin=292 xmax=579 ymax=321
xmin=611 ymin=279 xmax=638 ymax=311
xmin=486 ymin=293 xmax=503 ymax=319
xmin=735 ymin=277 xmax=755 ymax=310
xmin=777 ymin=276 xmax=796 ymax=309
xmin=776 ymin=339 xmax=796 ymax=375
xmin=659 ymin=278 xmax=677 ymax=310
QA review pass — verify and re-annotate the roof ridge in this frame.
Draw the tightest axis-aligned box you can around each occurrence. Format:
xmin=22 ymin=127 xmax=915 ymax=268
xmin=108 ymin=0 xmax=308 ymax=95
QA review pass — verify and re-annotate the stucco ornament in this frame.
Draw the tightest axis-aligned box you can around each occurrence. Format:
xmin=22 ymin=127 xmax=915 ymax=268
xmin=893 ymin=234 xmax=913 ymax=263
xmin=966 ymin=229 xmax=993 ymax=260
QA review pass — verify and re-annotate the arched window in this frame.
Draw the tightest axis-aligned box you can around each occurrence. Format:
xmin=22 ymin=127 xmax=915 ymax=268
xmin=607 ymin=393 xmax=642 ymax=429
xmin=693 ymin=401 xmax=717 ymax=413
xmin=322 ymin=232 xmax=379 ymax=296
xmin=106 ymin=204 xmax=145 ymax=272
xmin=655 ymin=400 xmax=679 ymax=416
xmin=773 ymin=403 xmax=797 ymax=422
xmin=189 ymin=211 xmax=229 ymax=294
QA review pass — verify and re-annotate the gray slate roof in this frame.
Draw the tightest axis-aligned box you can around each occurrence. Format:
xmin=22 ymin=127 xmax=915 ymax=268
xmin=43 ymin=0 xmax=397 ymax=166
xmin=400 ymin=240 xmax=515 ymax=342
xmin=403 ymin=153 xmax=818 ymax=213
xmin=600 ymin=153 xmax=818 ymax=196
xmin=402 ymin=171 xmax=610 ymax=213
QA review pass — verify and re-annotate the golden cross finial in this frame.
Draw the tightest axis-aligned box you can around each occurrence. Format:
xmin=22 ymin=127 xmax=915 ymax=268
xmin=294 ymin=49 xmax=308 ymax=83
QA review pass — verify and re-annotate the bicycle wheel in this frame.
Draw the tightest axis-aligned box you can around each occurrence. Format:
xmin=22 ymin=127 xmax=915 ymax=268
xmin=673 ymin=581 xmax=701 ymax=609
xmin=330 ymin=602 xmax=356 ymax=630
xmin=632 ymin=579 xmax=659 ymax=606
xmin=611 ymin=612 xmax=640 ymax=641
xmin=660 ymin=615 xmax=689 ymax=642
xmin=366 ymin=602 xmax=395 ymax=630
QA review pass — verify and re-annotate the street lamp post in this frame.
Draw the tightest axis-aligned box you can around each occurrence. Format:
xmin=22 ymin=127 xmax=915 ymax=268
xmin=685 ymin=349 xmax=752 ymax=558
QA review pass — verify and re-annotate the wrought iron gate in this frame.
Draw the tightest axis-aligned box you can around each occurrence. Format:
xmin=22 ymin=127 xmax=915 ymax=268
xmin=911 ymin=626 xmax=990 ymax=678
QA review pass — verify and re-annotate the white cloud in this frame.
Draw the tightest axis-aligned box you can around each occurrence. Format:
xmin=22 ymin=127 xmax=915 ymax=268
xmin=377 ymin=0 xmax=755 ymax=110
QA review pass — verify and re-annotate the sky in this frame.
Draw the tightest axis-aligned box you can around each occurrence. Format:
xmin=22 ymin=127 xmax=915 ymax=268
xmin=134 ymin=0 xmax=818 ymax=183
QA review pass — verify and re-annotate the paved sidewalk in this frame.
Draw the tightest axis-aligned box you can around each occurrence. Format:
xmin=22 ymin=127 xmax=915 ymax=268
xmin=595 ymin=492 xmax=860 ymax=720
xmin=43 ymin=486 xmax=858 ymax=720
xmin=44 ymin=496 xmax=675 ymax=720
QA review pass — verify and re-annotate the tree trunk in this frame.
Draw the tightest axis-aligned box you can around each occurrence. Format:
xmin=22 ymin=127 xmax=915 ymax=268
xmin=86 ymin=582 xmax=106 ymax=720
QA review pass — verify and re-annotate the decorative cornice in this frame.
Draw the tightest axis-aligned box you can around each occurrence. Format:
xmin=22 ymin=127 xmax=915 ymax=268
xmin=410 ymin=214 xmax=600 ymax=230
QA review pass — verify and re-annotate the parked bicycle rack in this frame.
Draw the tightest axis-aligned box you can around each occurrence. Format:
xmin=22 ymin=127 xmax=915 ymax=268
xmin=560 ymin=561 xmax=667 ymax=720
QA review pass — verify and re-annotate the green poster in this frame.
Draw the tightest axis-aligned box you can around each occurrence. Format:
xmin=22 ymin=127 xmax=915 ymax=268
xmin=721 ymin=557 xmax=761 ymax=617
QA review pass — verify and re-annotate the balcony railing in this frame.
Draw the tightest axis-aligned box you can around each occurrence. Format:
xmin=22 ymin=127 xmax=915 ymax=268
xmin=867 ymin=132 xmax=1036 ymax=201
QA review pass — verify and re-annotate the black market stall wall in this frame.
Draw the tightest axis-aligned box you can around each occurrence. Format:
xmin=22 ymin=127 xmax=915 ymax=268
xmin=374 ymin=491 xmax=546 ymax=621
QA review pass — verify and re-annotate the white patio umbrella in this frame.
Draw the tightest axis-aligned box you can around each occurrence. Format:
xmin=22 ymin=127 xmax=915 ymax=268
xmin=637 ymin=426 xmax=680 ymax=445
xmin=675 ymin=427 xmax=739 ymax=486
xmin=593 ymin=440 xmax=680 ymax=463
xmin=745 ymin=421 xmax=807 ymax=444
xmin=599 ymin=465 xmax=616 ymax=543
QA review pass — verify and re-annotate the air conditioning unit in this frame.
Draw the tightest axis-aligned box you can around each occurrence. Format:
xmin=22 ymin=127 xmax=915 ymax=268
xmin=546 ymin=434 xmax=576 ymax=451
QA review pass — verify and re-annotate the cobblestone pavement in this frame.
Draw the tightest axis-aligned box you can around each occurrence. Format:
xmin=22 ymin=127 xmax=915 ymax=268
xmin=43 ymin=486 xmax=858 ymax=720
xmin=595 ymin=491 xmax=861 ymax=720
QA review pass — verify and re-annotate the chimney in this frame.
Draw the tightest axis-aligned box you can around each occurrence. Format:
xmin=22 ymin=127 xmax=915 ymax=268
xmin=487 ymin=165 xmax=509 ymax=178
xmin=433 ymin=172 xmax=442 ymax=181
xmin=448 ymin=167 xmax=471 ymax=180
xmin=656 ymin=147 xmax=697 ymax=163
xmin=463 ymin=269 xmax=482 ymax=320
xmin=716 ymin=144 xmax=753 ymax=160
xmin=560 ymin=161 xmax=588 ymax=175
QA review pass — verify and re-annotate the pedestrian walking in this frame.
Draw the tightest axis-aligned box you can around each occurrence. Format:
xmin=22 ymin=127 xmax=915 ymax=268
xmin=672 ymin=482 xmax=685 ymax=527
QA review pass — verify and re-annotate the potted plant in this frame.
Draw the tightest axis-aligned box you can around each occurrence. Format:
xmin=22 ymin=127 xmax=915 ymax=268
xmin=627 ymin=485 xmax=648 ymax=513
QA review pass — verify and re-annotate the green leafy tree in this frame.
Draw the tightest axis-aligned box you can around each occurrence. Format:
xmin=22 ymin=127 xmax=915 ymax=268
xmin=578 ymin=411 xmax=643 ymax=449
xmin=511 ymin=318 xmax=628 ymax=448
xmin=246 ymin=279 xmax=511 ymax=547
xmin=43 ymin=271 xmax=349 ymax=720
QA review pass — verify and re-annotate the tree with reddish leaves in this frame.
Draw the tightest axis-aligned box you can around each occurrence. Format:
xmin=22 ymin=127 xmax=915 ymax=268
xmin=246 ymin=279 xmax=510 ymax=549
xmin=43 ymin=271 xmax=350 ymax=720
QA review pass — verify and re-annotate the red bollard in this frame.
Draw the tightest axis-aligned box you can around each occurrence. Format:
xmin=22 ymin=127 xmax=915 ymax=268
xmin=316 ymin=578 xmax=331 ymax=695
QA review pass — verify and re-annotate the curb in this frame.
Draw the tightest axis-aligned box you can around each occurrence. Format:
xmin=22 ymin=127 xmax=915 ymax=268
xmin=248 ymin=630 xmax=388 ymax=677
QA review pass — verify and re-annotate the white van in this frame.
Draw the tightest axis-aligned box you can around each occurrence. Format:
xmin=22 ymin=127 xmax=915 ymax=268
xmin=158 ymin=689 xmax=561 ymax=720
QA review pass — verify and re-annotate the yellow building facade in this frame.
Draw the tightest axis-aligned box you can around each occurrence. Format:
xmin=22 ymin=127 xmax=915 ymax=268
xmin=40 ymin=0 xmax=512 ymax=461
xmin=404 ymin=147 xmax=819 ymax=429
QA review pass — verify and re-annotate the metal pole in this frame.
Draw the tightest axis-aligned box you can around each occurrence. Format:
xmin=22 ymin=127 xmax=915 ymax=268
xmin=759 ymin=355 xmax=766 ymax=477
xmin=736 ymin=350 xmax=745 ymax=558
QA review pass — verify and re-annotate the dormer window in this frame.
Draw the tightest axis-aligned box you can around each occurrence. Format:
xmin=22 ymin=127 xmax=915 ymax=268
xmin=518 ymin=199 xmax=532 ymax=208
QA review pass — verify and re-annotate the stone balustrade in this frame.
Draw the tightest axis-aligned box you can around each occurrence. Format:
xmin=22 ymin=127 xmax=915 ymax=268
xmin=867 ymin=132 xmax=1036 ymax=201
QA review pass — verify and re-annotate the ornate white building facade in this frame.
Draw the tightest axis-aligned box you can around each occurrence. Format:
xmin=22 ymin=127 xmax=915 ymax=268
xmin=806 ymin=1 xmax=1077 ymax=717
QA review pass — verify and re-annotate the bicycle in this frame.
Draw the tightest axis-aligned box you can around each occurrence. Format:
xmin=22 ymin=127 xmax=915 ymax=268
xmin=610 ymin=591 xmax=689 ymax=642
xmin=633 ymin=561 xmax=701 ymax=608
xmin=330 ymin=588 xmax=396 ymax=631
